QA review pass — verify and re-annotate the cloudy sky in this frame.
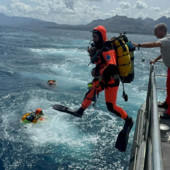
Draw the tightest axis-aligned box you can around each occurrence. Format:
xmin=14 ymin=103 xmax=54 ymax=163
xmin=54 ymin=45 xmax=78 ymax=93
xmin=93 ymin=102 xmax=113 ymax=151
xmin=0 ymin=0 xmax=170 ymax=25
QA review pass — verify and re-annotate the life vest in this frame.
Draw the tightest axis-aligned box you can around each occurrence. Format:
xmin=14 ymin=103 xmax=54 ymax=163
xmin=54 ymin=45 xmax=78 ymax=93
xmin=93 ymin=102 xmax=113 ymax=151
xmin=21 ymin=113 xmax=39 ymax=123
xmin=21 ymin=113 xmax=30 ymax=121
xmin=111 ymin=34 xmax=135 ymax=83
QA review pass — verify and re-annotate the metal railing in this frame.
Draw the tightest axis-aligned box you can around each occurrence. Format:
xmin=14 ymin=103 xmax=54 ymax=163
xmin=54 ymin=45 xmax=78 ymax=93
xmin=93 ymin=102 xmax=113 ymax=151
xmin=146 ymin=64 xmax=164 ymax=170
xmin=129 ymin=64 xmax=164 ymax=170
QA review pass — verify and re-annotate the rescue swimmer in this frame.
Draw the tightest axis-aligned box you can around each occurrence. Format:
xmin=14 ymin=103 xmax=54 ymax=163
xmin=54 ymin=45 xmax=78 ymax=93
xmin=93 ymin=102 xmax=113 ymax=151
xmin=21 ymin=108 xmax=45 ymax=123
xmin=74 ymin=25 xmax=134 ymax=151
xmin=47 ymin=80 xmax=57 ymax=87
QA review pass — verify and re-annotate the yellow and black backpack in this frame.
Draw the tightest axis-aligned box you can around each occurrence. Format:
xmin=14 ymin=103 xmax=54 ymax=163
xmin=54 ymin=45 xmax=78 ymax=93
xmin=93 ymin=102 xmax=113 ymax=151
xmin=111 ymin=33 xmax=135 ymax=101
xmin=111 ymin=33 xmax=135 ymax=83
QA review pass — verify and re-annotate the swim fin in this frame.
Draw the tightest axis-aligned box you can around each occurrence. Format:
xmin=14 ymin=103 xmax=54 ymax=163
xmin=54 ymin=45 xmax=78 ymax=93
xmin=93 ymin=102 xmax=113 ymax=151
xmin=115 ymin=117 xmax=133 ymax=152
xmin=52 ymin=104 xmax=83 ymax=118
xmin=115 ymin=130 xmax=129 ymax=152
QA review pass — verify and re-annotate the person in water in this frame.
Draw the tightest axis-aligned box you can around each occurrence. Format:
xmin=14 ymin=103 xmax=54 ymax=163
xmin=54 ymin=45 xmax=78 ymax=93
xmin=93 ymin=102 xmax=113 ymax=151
xmin=21 ymin=108 xmax=44 ymax=123
xmin=133 ymin=23 xmax=170 ymax=119
xmin=75 ymin=25 xmax=133 ymax=132
xmin=47 ymin=80 xmax=56 ymax=86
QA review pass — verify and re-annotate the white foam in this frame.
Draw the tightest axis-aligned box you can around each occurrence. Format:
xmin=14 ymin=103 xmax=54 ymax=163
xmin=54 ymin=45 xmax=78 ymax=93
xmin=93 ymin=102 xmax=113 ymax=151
xmin=29 ymin=47 xmax=88 ymax=59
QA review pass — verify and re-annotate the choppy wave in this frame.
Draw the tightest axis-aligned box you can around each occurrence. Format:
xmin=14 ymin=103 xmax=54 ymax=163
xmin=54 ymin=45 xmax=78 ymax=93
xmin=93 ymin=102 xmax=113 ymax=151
xmin=0 ymin=90 xmax=132 ymax=170
xmin=0 ymin=27 xmax=166 ymax=170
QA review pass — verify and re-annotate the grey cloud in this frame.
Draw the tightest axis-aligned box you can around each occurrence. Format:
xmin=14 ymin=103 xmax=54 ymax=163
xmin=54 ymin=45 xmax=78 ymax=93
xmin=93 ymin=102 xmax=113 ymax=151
xmin=163 ymin=8 xmax=170 ymax=17
xmin=134 ymin=1 xmax=147 ymax=9
xmin=119 ymin=2 xmax=130 ymax=9
xmin=65 ymin=0 xmax=74 ymax=9
xmin=150 ymin=7 xmax=161 ymax=12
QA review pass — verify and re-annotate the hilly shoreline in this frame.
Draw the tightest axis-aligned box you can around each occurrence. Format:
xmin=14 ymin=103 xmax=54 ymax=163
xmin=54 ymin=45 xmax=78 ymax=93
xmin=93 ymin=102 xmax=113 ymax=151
xmin=0 ymin=13 xmax=170 ymax=35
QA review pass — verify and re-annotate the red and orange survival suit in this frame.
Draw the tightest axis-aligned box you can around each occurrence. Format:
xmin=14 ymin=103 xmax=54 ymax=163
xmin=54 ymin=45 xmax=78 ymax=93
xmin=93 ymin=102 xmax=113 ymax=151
xmin=76 ymin=25 xmax=132 ymax=123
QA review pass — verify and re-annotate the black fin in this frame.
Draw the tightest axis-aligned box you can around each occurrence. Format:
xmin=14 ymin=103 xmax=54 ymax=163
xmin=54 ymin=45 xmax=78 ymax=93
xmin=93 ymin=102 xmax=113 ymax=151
xmin=115 ymin=130 xmax=129 ymax=152
xmin=52 ymin=104 xmax=81 ymax=117
xmin=115 ymin=118 xmax=134 ymax=152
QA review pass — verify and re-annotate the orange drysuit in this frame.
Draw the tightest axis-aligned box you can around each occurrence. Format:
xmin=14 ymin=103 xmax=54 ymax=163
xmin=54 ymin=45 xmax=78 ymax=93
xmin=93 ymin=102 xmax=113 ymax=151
xmin=81 ymin=25 xmax=128 ymax=120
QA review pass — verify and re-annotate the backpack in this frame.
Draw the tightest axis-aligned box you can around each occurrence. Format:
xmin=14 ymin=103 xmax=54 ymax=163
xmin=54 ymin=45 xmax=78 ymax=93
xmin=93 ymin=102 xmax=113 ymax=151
xmin=111 ymin=33 xmax=135 ymax=83
xmin=110 ymin=33 xmax=135 ymax=101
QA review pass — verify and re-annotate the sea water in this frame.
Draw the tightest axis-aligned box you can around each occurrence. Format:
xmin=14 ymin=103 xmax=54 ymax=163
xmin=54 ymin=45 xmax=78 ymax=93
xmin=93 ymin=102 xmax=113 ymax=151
xmin=0 ymin=26 xmax=167 ymax=170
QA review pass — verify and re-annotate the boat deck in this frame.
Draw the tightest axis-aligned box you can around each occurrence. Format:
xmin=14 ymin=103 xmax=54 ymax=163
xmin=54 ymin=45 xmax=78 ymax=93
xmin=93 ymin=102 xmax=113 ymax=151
xmin=159 ymin=107 xmax=170 ymax=170
xmin=128 ymin=64 xmax=168 ymax=170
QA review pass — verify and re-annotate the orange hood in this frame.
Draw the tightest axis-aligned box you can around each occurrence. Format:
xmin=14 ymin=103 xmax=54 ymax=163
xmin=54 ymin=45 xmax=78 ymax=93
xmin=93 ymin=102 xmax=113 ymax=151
xmin=93 ymin=25 xmax=107 ymax=42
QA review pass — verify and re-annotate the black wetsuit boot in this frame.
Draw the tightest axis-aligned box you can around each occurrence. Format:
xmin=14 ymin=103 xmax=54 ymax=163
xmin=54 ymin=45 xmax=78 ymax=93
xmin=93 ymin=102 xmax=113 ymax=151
xmin=75 ymin=107 xmax=84 ymax=118
xmin=123 ymin=116 xmax=134 ymax=133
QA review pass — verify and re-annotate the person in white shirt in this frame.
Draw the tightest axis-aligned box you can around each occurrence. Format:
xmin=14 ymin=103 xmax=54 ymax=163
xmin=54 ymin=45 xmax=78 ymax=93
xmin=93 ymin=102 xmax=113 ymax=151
xmin=133 ymin=23 xmax=170 ymax=119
